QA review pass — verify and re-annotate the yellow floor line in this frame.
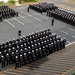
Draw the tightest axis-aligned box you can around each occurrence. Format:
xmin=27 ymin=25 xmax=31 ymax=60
xmin=0 ymin=74 xmax=7 ymax=75
xmin=3 ymin=71 xmax=18 ymax=74
xmin=61 ymin=66 xmax=75 ymax=75
xmin=0 ymin=67 xmax=14 ymax=74
xmin=12 ymin=69 xmax=28 ymax=73
xmin=18 ymin=74 xmax=24 ymax=75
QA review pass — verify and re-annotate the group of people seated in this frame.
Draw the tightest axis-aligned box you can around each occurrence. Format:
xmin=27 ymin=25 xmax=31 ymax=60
xmin=0 ymin=28 xmax=66 ymax=69
xmin=47 ymin=9 xmax=75 ymax=25
xmin=0 ymin=5 xmax=18 ymax=22
xmin=29 ymin=2 xmax=58 ymax=13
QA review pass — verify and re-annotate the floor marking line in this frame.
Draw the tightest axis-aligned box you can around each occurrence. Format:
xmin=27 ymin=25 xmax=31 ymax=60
xmin=17 ymin=7 xmax=27 ymax=9
xmin=66 ymin=41 xmax=70 ymax=44
xmin=4 ymin=71 xmax=18 ymax=74
xmin=61 ymin=66 xmax=75 ymax=75
xmin=4 ymin=20 xmax=15 ymax=27
xmin=60 ymin=30 xmax=75 ymax=39
xmin=0 ymin=67 xmax=14 ymax=74
xmin=19 ymin=14 xmax=32 ymax=23
xmin=13 ymin=18 xmax=24 ymax=25
xmin=5 ymin=17 xmax=21 ymax=21
xmin=72 ymin=36 xmax=75 ymax=38
xmin=66 ymin=41 xmax=75 ymax=47
xmin=30 ymin=11 xmax=48 ymax=20
xmin=60 ymin=30 xmax=69 ymax=35
xmin=69 ymin=28 xmax=75 ymax=32
xmin=21 ymin=11 xmax=41 ymax=21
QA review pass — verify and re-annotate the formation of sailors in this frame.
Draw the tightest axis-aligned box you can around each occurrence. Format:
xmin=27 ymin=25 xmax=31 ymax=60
xmin=29 ymin=2 xmax=58 ymax=13
xmin=47 ymin=9 xmax=75 ymax=25
xmin=0 ymin=5 xmax=18 ymax=22
xmin=29 ymin=2 xmax=75 ymax=26
xmin=0 ymin=28 xmax=66 ymax=69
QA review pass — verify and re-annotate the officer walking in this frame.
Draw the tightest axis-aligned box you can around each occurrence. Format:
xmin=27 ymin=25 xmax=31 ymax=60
xmin=51 ymin=17 xmax=54 ymax=26
xmin=27 ymin=7 xmax=29 ymax=12
xmin=15 ymin=12 xmax=18 ymax=17
xmin=18 ymin=29 xmax=21 ymax=38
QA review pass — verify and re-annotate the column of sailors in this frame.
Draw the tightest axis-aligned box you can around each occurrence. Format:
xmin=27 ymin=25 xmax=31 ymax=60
xmin=47 ymin=9 xmax=75 ymax=25
xmin=29 ymin=2 xmax=58 ymax=13
xmin=0 ymin=28 xmax=66 ymax=69
xmin=29 ymin=2 xmax=75 ymax=26
xmin=0 ymin=5 xmax=18 ymax=22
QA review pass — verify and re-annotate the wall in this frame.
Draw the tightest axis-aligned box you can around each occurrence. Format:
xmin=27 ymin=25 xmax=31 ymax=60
xmin=0 ymin=0 xmax=9 ymax=3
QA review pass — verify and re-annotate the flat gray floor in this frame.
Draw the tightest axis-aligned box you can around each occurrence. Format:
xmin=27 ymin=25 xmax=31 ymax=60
xmin=0 ymin=5 xmax=75 ymax=45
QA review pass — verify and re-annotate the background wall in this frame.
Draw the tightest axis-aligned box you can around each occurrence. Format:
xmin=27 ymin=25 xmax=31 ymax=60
xmin=0 ymin=0 xmax=9 ymax=3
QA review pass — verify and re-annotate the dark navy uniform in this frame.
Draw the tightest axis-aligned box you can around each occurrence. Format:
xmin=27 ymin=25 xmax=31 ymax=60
xmin=23 ymin=52 xmax=27 ymax=65
xmin=0 ymin=14 xmax=3 ymax=22
xmin=15 ymin=56 xmax=19 ymax=69
xmin=5 ymin=53 xmax=11 ymax=66
xmin=1 ymin=55 xmax=5 ymax=68
xmin=27 ymin=7 xmax=29 ymax=12
xmin=18 ymin=29 xmax=21 ymax=38
xmin=11 ymin=52 xmax=15 ymax=64
xmin=19 ymin=54 xmax=23 ymax=67
xmin=51 ymin=17 xmax=54 ymax=25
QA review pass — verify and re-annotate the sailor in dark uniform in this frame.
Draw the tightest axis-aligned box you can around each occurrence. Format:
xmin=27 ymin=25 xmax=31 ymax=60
xmin=19 ymin=54 xmax=23 ymax=67
xmin=15 ymin=55 xmax=19 ymax=69
xmin=18 ymin=29 xmax=21 ymax=38
xmin=51 ymin=17 xmax=54 ymax=26
xmin=27 ymin=7 xmax=29 ymax=12
xmin=5 ymin=53 xmax=11 ymax=66
xmin=0 ymin=14 xmax=3 ymax=22
xmin=1 ymin=55 xmax=5 ymax=68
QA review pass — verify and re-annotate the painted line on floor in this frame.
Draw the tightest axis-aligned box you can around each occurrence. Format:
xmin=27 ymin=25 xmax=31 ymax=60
xmin=4 ymin=20 xmax=15 ymax=27
xmin=66 ymin=41 xmax=70 ymax=44
xmin=60 ymin=30 xmax=69 ymax=35
xmin=17 ymin=6 xmax=27 ymax=9
xmin=72 ymin=36 xmax=75 ymax=38
xmin=1 ymin=74 xmax=7 ymax=75
xmin=69 ymin=28 xmax=75 ymax=32
xmin=30 ymin=11 xmax=48 ymax=20
xmin=60 ymin=30 xmax=75 ymax=39
xmin=5 ymin=17 xmax=21 ymax=21
xmin=3 ymin=71 xmax=18 ymax=74
xmin=61 ymin=66 xmax=75 ymax=75
xmin=66 ymin=41 xmax=75 ymax=47
xmin=21 ymin=11 xmax=41 ymax=21
xmin=19 ymin=15 xmax=32 ymax=23
xmin=18 ymin=15 xmax=28 ymax=22
xmin=13 ymin=18 xmax=24 ymax=25
xmin=0 ymin=67 xmax=14 ymax=74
